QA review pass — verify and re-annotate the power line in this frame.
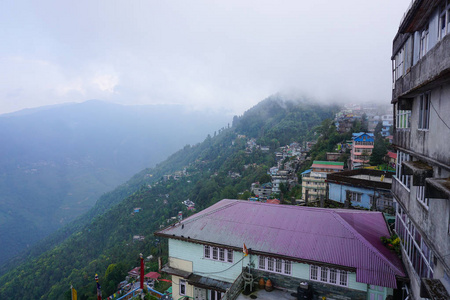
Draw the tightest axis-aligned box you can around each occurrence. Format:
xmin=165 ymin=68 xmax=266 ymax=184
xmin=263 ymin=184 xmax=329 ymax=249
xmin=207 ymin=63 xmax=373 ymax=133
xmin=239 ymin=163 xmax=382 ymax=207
xmin=430 ymin=99 xmax=450 ymax=131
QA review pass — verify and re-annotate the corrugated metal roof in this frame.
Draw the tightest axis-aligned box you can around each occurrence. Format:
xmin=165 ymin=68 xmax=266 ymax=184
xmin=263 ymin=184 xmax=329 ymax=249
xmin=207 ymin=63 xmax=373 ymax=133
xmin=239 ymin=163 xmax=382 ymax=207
xmin=156 ymin=200 xmax=405 ymax=288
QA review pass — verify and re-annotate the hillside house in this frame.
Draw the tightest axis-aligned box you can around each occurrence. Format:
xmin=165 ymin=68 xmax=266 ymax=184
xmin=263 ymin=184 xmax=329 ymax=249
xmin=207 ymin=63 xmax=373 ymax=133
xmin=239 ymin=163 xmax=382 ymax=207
xmin=301 ymin=161 xmax=344 ymax=202
xmin=350 ymin=133 xmax=374 ymax=169
xmin=327 ymin=169 xmax=394 ymax=212
xmin=155 ymin=199 xmax=405 ymax=300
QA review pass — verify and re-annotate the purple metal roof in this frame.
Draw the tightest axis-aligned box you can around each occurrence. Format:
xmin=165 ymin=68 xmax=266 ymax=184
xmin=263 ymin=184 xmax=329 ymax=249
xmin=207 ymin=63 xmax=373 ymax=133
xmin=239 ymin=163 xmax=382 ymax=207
xmin=156 ymin=199 xmax=405 ymax=288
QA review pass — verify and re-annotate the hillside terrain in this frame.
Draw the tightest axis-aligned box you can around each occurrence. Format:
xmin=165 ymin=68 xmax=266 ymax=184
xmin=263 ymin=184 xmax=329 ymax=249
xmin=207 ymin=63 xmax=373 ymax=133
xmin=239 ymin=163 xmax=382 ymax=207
xmin=0 ymin=96 xmax=338 ymax=299
xmin=0 ymin=100 xmax=229 ymax=265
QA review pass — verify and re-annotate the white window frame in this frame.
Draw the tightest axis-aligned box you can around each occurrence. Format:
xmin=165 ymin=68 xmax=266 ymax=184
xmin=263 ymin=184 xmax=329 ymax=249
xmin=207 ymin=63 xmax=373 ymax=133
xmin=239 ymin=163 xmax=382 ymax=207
xmin=420 ymin=25 xmax=429 ymax=58
xmin=203 ymin=245 xmax=233 ymax=263
xmin=180 ymin=279 xmax=186 ymax=296
xmin=396 ymin=151 xmax=411 ymax=190
xmin=309 ymin=265 xmax=348 ymax=287
xmin=417 ymin=185 xmax=429 ymax=208
xmin=258 ymin=256 xmax=292 ymax=275
xmin=418 ymin=92 xmax=430 ymax=130
xmin=347 ymin=191 xmax=362 ymax=203
xmin=395 ymin=205 xmax=434 ymax=279
xmin=439 ymin=1 xmax=450 ymax=39
xmin=396 ymin=103 xmax=411 ymax=129
xmin=208 ymin=290 xmax=222 ymax=300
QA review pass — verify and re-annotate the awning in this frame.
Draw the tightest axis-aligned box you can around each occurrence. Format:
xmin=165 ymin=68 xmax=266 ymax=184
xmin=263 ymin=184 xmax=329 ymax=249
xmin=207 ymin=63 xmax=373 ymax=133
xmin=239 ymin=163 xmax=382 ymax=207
xmin=402 ymin=161 xmax=433 ymax=186
xmin=420 ymin=278 xmax=450 ymax=300
xmin=425 ymin=178 xmax=450 ymax=200
xmin=187 ymin=274 xmax=232 ymax=292
xmin=160 ymin=264 xmax=192 ymax=279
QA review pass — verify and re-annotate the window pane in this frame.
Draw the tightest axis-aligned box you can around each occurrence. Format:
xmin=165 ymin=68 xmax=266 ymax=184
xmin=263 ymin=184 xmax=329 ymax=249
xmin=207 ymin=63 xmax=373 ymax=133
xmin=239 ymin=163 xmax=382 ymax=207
xmin=204 ymin=245 xmax=210 ymax=258
xmin=329 ymin=269 xmax=337 ymax=284
xmin=259 ymin=256 xmax=265 ymax=269
xmin=320 ymin=267 xmax=328 ymax=282
xmin=276 ymin=259 xmax=282 ymax=273
xmin=219 ymin=248 xmax=225 ymax=261
xmin=227 ymin=249 xmax=233 ymax=263
xmin=212 ymin=247 xmax=218 ymax=260
xmin=340 ymin=271 xmax=347 ymax=286
xmin=310 ymin=265 xmax=318 ymax=280
xmin=268 ymin=257 xmax=274 ymax=271
xmin=284 ymin=260 xmax=291 ymax=275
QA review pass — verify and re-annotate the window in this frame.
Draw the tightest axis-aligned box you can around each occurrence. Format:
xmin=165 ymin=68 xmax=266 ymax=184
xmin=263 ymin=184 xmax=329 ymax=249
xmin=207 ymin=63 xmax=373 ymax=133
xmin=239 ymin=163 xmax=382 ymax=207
xmin=212 ymin=247 xmax=218 ymax=260
xmin=418 ymin=93 xmax=430 ymax=130
xmin=309 ymin=265 xmax=348 ymax=287
xmin=396 ymin=151 xmax=411 ymax=189
xmin=347 ymin=191 xmax=362 ymax=203
xmin=439 ymin=1 xmax=450 ymax=39
xmin=203 ymin=245 xmax=233 ymax=263
xmin=420 ymin=25 xmax=429 ymax=58
xmin=396 ymin=103 xmax=411 ymax=129
xmin=395 ymin=206 xmax=434 ymax=279
xmin=310 ymin=265 xmax=318 ymax=280
xmin=180 ymin=279 xmax=186 ymax=296
xmin=417 ymin=186 xmax=429 ymax=208
xmin=258 ymin=256 xmax=292 ymax=275
xmin=209 ymin=290 xmax=222 ymax=300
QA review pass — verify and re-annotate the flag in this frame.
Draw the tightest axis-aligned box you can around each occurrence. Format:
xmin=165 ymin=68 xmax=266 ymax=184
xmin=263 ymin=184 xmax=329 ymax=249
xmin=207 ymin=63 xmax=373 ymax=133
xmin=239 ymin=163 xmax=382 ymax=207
xmin=243 ymin=243 xmax=248 ymax=257
xmin=71 ymin=286 xmax=77 ymax=300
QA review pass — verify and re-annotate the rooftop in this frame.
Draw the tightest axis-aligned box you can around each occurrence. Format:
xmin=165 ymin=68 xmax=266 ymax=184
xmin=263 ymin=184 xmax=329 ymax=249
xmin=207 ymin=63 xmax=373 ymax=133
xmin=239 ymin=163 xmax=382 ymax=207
xmin=156 ymin=199 xmax=405 ymax=288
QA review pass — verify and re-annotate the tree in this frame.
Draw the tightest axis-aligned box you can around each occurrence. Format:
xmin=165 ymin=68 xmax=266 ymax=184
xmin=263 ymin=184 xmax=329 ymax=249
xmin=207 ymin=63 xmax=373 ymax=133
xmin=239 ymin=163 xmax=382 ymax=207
xmin=370 ymin=138 xmax=388 ymax=166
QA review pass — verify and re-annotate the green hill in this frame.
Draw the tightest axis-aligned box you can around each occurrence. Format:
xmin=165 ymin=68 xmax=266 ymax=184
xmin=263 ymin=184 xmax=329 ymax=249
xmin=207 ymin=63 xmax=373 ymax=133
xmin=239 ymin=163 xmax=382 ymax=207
xmin=0 ymin=96 xmax=338 ymax=299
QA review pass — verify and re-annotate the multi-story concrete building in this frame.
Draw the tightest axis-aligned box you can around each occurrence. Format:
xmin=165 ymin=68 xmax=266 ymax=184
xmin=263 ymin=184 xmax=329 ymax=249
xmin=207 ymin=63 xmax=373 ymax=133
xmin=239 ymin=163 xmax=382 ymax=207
xmin=301 ymin=161 xmax=344 ymax=201
xmin=391 ymin=1 xmax=450 ymax=299
xmin=350 ymin=132 xmax=374 ymax=169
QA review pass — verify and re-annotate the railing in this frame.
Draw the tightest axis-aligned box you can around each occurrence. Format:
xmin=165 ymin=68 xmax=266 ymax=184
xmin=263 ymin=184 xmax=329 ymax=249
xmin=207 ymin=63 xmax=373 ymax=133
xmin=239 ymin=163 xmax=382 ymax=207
xmin=221 ymin=271 xmax=244 ymax=300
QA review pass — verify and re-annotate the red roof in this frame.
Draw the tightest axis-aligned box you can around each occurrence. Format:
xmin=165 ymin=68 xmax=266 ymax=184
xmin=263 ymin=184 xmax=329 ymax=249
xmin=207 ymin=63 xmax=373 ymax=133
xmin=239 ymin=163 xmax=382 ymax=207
xmin=157 ymin=199 xmax=405 ymax=288
xmin=128 ymin=267 xmax=140 ymax=277
xmin=266 ymin=199 xmax=280 ymax=205
xmin=144 ymin=272 xmax=161 ymax=279
xmin=387 ymin=151 xmax=397 ymax=159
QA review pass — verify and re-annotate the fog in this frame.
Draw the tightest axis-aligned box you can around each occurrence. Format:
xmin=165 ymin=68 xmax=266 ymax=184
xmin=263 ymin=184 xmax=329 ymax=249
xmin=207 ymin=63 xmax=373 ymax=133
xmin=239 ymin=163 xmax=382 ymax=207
xmin=1 ymin=0 xmax=411 ymax=115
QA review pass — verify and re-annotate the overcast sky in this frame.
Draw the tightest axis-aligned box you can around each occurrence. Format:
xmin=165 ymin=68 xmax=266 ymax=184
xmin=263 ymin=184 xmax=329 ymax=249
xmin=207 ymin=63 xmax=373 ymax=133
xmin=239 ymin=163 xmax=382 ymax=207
xmin=1 ymin=0 xmax=411 ymax=116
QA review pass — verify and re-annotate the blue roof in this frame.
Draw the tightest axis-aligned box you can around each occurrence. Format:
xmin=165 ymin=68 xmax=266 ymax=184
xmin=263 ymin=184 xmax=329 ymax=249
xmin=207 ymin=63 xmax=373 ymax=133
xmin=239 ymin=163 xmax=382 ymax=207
xmin=301 ymin=169 xmax=312 ymax=175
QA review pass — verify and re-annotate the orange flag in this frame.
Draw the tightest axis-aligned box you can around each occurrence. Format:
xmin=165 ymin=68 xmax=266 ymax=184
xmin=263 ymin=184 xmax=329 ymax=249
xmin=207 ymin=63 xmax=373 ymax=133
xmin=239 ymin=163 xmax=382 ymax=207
xmin=243 ymin=243 xmax=248 ymax=256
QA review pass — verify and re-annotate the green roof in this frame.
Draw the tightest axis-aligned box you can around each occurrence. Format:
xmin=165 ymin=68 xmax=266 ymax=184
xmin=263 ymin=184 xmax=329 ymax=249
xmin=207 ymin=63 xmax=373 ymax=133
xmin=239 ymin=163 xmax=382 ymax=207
xmin=313 ymin=161 xmax=344 ymax=166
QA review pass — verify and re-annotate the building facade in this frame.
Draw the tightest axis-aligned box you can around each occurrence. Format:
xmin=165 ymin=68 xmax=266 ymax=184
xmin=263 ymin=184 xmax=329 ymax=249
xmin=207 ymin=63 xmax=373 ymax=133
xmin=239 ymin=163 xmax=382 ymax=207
xmin=155 ymin=200 xmax=405 ymax=300
xmin=391 ymin=1 xmax=450 ymax=299
xmin=350 ymin=133 xmax=374 ymax=170
xmin=301 ymin=161 xmax=344 ymax=201
xmin=327 ymin=169 xmax=394 ymax=212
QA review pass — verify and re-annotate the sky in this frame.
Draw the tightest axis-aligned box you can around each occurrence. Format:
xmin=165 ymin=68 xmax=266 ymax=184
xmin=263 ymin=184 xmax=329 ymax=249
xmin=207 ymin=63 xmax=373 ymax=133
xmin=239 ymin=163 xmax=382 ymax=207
xmin=1 ymin=0 xmax=412 ymax=116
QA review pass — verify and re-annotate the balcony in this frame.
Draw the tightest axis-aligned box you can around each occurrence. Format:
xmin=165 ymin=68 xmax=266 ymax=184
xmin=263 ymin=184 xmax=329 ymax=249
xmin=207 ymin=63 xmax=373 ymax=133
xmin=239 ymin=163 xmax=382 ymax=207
xmin=393 ymin=129 xmax=411 ymax=150
xmin=393 ymin=34 xmax=450 ymax=101
xmin=391 ymin=178 xmax=411 ymax=210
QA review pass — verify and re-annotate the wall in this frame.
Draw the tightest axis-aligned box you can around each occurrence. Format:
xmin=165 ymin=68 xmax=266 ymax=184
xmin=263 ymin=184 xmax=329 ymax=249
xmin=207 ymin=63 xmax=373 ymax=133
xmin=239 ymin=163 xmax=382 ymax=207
xmin=328 ymin=182 xmax=376 ymax=209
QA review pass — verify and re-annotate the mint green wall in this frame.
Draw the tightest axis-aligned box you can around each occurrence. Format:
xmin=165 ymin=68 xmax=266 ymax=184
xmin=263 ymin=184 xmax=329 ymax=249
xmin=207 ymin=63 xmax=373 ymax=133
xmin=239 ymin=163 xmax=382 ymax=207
xmin=169 ymin=239 xmax=377 ymax=293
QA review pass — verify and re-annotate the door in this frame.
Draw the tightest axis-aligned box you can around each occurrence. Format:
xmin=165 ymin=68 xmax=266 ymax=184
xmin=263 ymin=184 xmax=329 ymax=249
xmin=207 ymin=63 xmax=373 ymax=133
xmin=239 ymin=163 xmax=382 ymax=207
xmin=194 ymin=287 xmax=207 ymax=300
xmin=368 ymin=285 xmax=386 ymax=300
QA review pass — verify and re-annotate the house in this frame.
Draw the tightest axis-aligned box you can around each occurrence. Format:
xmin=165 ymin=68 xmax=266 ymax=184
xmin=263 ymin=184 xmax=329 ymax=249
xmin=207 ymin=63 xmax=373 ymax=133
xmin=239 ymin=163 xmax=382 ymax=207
xmin=155 ymin=199 xmax=405 ymax=300
xmin=251 ymin=182 xmax=272 ymax=199
xmin=301 ymin=161 xmax=344 ymax=202
xmin=327 ymin=169 xmax=394 ymax=212
xmin=350 ymin=133 xmax=374 ymax=169
xmin=391 ymin=1 xmax=450 ymax=299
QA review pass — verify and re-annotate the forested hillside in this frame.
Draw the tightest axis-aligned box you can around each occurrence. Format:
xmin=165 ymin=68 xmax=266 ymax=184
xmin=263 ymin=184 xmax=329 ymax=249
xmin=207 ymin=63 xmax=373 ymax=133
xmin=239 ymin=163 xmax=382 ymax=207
xmin=0 ymin=100 xmax=229 ymax=266
xmin=0 ymin=96 xmax=338 ymax=299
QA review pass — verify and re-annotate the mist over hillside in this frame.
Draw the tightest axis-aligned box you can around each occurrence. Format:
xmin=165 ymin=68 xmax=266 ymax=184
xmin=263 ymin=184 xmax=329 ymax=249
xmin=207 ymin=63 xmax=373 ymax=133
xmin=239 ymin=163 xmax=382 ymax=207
xmin=0 ymin=100 xmax=229 ymax=265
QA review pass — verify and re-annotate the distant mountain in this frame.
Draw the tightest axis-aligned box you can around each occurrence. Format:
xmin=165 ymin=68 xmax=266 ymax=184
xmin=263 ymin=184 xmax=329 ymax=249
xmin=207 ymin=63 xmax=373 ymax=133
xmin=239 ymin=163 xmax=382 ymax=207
xmin=0 ymin=95 xmax=339 ymax=299
xmin=0 ymin=100 xmax=229 ymax=265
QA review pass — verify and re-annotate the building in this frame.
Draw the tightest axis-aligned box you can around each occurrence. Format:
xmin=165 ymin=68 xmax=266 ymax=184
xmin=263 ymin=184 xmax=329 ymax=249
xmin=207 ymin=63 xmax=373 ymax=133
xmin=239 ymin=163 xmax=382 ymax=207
xmin=155 ymin=199 xmax=405 ymax=300
xmin=350 ymin=133 xmax=374 ymax=169
xmin=391 ymin=1 xmax=450 ymax=299
xmin=381 ymin=114 xmax=394 ymax=137
xmin=250 ymin=182 xmax=272 ymax=199
xmin=327 ymin=169 xmax=394 ymax=212
xmin=301 ymin=161 xmax=344 ymax=201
